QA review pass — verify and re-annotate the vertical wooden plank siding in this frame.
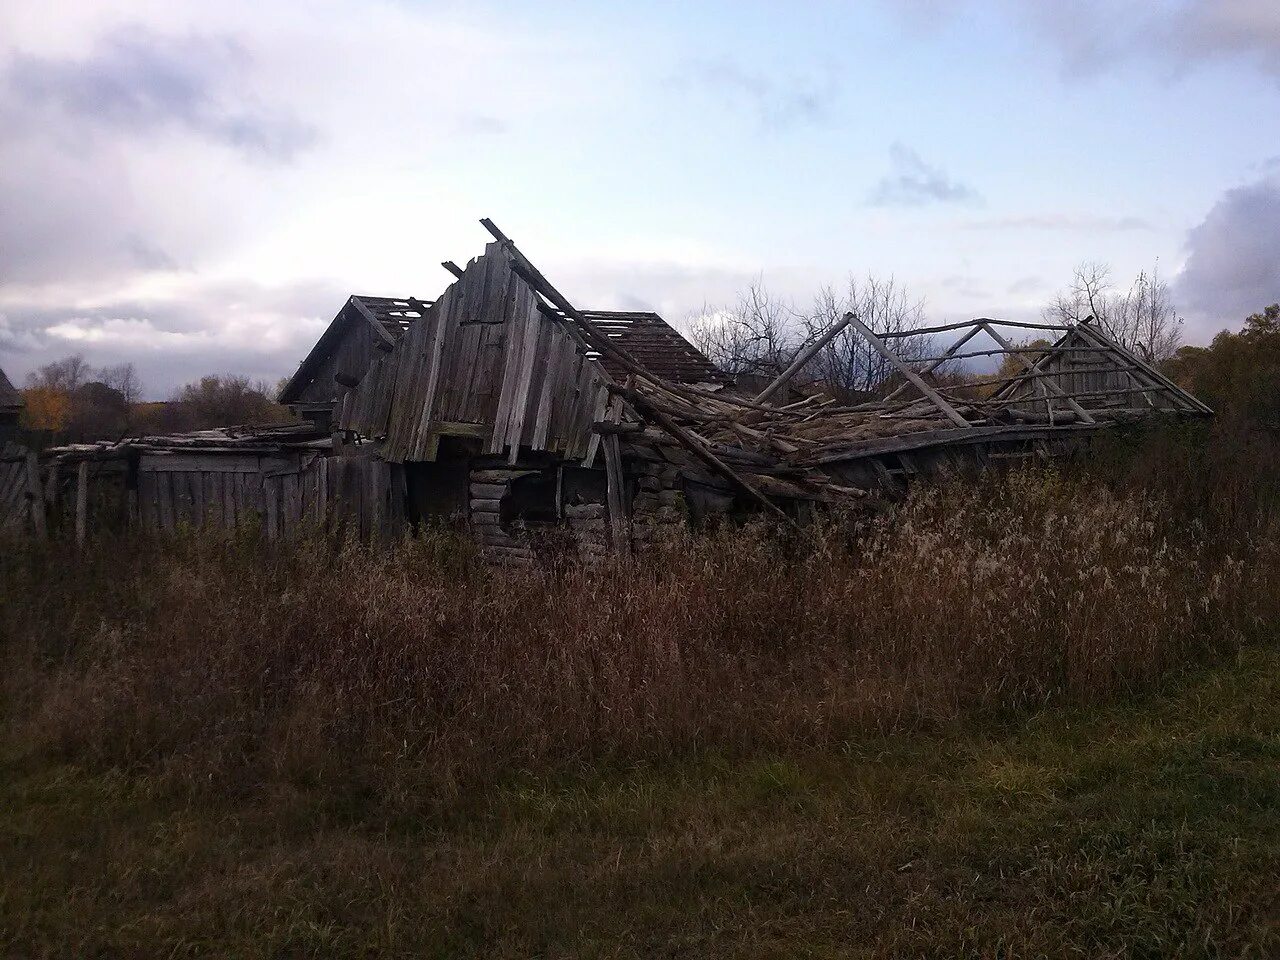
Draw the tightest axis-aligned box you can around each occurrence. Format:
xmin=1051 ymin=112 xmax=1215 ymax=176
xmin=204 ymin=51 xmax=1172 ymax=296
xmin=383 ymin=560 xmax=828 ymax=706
xmin=336 ymin=245 xmax=614 ymax=466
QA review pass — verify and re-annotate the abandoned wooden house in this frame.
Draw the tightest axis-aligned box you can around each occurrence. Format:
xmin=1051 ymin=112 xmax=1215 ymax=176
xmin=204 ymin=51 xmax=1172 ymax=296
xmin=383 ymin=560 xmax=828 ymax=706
xmin=0 ymin=368 xmax=22 ymax=438
xmin=8 ymin=220 xmax=1210 ymax=559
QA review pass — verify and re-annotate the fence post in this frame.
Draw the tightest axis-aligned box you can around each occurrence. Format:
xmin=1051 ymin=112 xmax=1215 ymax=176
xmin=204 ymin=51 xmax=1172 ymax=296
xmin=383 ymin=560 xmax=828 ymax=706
xmin=76 ymin=460 xmax=89 ymax=548
xmin=25 ymin=451 xmax=46 ymax=540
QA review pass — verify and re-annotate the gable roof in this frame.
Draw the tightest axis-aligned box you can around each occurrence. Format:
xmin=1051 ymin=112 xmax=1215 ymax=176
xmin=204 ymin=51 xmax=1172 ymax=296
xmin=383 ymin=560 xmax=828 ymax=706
xmin=991 ymin=322 xmax=1212 ymax=416
xmin=0 ymin=368 xmax=23 ymax=411
xmin=278 ymin=295 xmax=430 ymax=405
xmin=282 ymin=293 xmax=720 ymax=408
xmin=577 ymin=310 xmax=723 ymax=384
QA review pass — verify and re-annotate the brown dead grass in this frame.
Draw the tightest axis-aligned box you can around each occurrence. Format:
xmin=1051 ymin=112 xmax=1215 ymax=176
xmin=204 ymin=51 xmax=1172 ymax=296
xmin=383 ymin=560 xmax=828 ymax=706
xmin=2 ymin=469 xmax=1271 ymax=805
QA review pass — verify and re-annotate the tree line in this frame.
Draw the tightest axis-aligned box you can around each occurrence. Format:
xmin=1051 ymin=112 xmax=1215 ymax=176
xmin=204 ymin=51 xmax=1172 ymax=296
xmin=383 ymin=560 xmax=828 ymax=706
xmin=688 ymin=261 xmax=1187 ymax=401
xmin=19 ymin=356 xmax=291 ymax=443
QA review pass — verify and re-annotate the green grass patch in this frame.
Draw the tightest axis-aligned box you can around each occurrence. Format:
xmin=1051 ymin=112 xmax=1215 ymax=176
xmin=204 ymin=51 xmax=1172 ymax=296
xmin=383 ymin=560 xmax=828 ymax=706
xmin=4 ymin=648 xmax=1279 ymax=958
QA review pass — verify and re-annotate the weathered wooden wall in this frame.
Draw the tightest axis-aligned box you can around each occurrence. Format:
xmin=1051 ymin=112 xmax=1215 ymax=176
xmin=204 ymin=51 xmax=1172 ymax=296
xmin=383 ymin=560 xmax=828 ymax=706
xmin=1003 ymin=326 xmax=1190 ymax=416
xmin=0 ymin=452 xmax=36 ymax=534
xmin=339 ymin=243 xmax=613 ymax=466
xmin=2 ymin=452 xmax=409 ymax=545
xmin=293 ymin=307 xmax=386 ymax=407
xmin=135 ymin=452 xmax=405 ymax=541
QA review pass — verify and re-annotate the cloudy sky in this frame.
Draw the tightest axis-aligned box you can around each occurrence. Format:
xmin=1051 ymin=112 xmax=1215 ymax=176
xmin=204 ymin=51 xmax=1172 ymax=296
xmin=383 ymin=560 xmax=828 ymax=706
xmin=2 ymin=0 xmax=1278 ymax=396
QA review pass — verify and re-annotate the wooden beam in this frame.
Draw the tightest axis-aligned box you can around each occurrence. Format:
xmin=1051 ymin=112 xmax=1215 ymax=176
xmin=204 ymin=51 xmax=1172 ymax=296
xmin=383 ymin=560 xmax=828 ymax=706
xmin=603 ymin=431 xmax=631 ymax=560
xmin=883 ymin=322 xmax=985 ymax=403
xmin=613 ymin=385 xmax=797 ymax=528
xmin=979 ymin=322 xmax=1095 ymax=425
xmin=754 ymin=311 xmax=856 ymax=405
xmin=25 ymin=451 xmax=45 ymax=540
xmin=75 ymin=460 xmax=88 ymax=548
xmin=348 ymin=297 xmax=398 ymax=348
xmin=877 ymin=317 xmax=1070 ymax=338
xmin=441 ymin=260 xmax=464 ymax=279
xmin=844 ymin=313 xmax=971 ymax=428
xmin=480 ymin=219 xmax=664 ymax=390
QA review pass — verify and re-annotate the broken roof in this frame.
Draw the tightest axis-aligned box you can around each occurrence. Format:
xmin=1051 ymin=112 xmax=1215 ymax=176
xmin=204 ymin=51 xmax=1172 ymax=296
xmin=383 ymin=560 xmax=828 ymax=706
xmin=278 ymin=295 xmax=429 ymax=405
xmin=0 ymin=368 xmax=23 ymax=411
xmin=281 ymin=295 xmax=718 ymax=409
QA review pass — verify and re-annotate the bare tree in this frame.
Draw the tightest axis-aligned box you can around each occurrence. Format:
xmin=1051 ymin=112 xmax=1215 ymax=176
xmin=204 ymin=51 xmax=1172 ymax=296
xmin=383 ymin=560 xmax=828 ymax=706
xmin=688 ymin=279 xmax=798 ymax=376
xmin=100 ymin=363 xmax=143 ymax=407
xmin=1108 ymin=265 xmax=1183 ymax=362
xmin=24 ymin=354 xmax=92 ymax=393
xmin=1042 ymin=261 xmax=1112 ymax=327
xmin=800 ymin=275 xmax=933 ymax=398
xmin=1043 ymin=261 xmax=1183 ymax=362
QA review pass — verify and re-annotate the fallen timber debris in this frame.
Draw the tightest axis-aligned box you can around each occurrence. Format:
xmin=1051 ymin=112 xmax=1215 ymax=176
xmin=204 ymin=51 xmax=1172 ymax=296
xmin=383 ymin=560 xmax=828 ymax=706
xmin=6 ymin=219 xmax=1212 ymax=555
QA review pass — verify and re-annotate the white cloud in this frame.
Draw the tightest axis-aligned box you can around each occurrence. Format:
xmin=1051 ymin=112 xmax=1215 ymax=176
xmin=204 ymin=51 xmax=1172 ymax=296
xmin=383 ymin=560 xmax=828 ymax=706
xmin=1176 ymin=174 xmax=1280 ymax=336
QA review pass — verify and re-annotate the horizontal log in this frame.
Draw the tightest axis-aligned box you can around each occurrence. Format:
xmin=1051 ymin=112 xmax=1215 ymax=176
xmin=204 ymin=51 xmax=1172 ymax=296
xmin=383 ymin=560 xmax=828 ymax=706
xmin=591 ymin=421 xmax=645 ymax=435
xmin=469 ymin=482 xmax=508 ymax=500
xmin=470 ymin=469 xmax=536 ymax=483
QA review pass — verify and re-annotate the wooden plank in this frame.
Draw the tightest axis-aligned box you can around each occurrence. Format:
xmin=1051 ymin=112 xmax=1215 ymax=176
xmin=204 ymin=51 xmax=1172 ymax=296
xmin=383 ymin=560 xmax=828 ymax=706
xmin=25 ymin=452 xmax=46 ymax=540
xmin=138 ymin=453 xmax=264 ymax=473
xmin=203 ymin=472 xmax=221 ymax=528
xmin=603 ymin=433 xmax=630 ymax=559
xmin=265 ymin=477 xmax=280 ymax=542
xmin=223 ymin=470 xmax=237 ymax=529
xmin=75 ymin=460 xmax=89 ymax=548
xmin=844 ymin=313 xmax=971 ymax=428
xmin=284 ymin=471 xmax=301 ymax=538
xmin=409 ymin=289 xmax=454 ymax=460
xmin=157 ymin=471 xmax=175 ymax=534
xmin=369 ymin=459 xmax=384 ymax=544
xmin=138 ymin=470 xmax=157 ymax=532
xmin=980 ymin=322 xmax=1096 ymax=425
xmin=349 ymin=296 xmax=398 ymax=348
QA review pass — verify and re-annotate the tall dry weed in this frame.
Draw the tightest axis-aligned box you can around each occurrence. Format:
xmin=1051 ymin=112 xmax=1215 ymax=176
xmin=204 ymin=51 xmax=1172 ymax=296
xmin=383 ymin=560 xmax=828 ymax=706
xmin=0 ymin=469 xmax=1266 ymax=803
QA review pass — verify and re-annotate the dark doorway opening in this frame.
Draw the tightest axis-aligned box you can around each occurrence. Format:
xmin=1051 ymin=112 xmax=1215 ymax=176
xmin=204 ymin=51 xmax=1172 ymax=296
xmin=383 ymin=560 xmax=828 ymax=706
xmin=404 ymin=439 xmax=471 ymax=529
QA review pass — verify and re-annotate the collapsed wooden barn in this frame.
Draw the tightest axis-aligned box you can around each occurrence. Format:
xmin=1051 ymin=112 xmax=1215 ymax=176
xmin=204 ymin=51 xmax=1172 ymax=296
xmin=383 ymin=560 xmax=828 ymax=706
xmin=6 ymin=221 xmax=1210 ymax=557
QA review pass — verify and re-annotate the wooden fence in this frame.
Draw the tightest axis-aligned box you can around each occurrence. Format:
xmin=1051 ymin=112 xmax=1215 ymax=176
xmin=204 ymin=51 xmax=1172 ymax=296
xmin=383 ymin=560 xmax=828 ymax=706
xmin=0 ymin=449 xmax=407 ymax=544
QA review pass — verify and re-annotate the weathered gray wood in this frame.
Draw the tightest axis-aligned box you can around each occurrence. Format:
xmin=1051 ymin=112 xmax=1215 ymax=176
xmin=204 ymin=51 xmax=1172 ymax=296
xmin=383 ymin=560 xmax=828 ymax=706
xmin=614 ymin=385 xmax=796 ymax=527
xmin=265 ymin=477 xmax=280 ymax=542
xmin=980 ymin=322 xmax=1095 ymax=424
xmin=348 ymin=295 xmax=398 ymax=349
xmin=755 ymin=311 xmax=856 ymax=404
xmin=138 ymin=454 xmax=264 ymax=473
xmin=75 ymin=460 xmax=88 ymax=548
xmin=603 ymin=433 xmax=630 ymax=559
xmin=157 ymin=472 xmax=175 ymax=533
xmin=844 ymin=313 xmax=971 ymax=428
xmin=25 ymin=452 xmax=46 ymax=540
xmin=883 ymin=323 xmax=985 ymax=403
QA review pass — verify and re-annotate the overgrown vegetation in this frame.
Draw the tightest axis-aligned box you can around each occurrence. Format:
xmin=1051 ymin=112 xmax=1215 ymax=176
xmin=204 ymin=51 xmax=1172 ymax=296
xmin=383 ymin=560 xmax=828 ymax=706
xmin=5 ymin=306 xmax=1280 ymax=955
xmin=1 ymin=466 xmax=1270 ymax=804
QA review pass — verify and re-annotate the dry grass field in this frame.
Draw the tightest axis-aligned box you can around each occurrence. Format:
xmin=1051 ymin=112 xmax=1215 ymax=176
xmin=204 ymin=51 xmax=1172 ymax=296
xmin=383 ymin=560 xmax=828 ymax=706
xmin=3 ymin=441 xmax=1280 ymax=956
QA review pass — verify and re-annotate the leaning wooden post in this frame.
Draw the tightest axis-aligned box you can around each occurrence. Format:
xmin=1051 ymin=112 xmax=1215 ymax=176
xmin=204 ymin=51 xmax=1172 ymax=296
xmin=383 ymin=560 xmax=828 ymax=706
xmin=75 ymin=460 xmax=89 ymax=548
xmin=979 ymin=322 xmax=1095 ymax=424
xmin=25 ymin=451 xmax=46 ymax=540
xmin=754 ymin=311 xmax=856 ymax=405
xmin=844 ymin=313 xmax=972 ymax=428
xmin=601 ymin=394 xmax=632 ymax=560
